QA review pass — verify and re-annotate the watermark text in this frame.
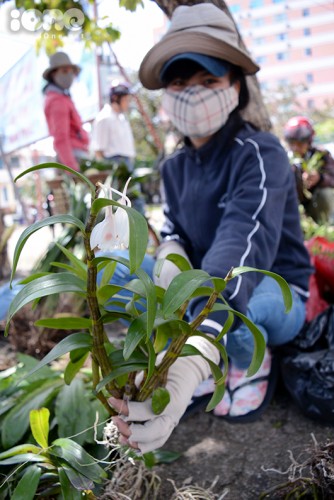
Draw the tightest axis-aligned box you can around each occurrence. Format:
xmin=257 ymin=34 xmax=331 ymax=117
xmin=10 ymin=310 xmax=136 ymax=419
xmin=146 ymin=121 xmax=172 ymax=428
xmin=10 ymin=8 xmax=84 ymax=33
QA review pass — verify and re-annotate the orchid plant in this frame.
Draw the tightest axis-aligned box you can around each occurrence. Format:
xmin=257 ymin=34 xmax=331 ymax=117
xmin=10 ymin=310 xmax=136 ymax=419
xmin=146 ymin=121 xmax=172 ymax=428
xmin=5 ymin=163 xmax=292 ymax=420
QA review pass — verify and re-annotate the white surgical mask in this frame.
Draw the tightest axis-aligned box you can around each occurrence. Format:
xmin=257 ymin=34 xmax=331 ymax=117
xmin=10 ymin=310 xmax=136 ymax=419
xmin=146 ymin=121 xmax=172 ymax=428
xmin=53 ymin=72 xmax=75 ymax=90
xmin=162 ymin=85 xmax=239 ymax=138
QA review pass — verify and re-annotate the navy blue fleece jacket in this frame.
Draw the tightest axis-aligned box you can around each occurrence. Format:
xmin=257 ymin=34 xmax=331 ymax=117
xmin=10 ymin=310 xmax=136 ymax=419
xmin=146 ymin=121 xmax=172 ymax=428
xmin=159 ymin=116 xmax=313 ymax=330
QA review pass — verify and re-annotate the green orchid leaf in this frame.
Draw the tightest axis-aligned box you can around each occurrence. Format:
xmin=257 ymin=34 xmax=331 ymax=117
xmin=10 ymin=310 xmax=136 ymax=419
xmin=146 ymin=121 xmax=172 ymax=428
xmin=58 ymin=467 xmax=83 ymax=499
xmin=230 ymin=267 xmax=293 ymax=312
xmin=212 ymin=304 xmax=266 ymax=377
xmin=19 ymin=272 xmax=52 ymax=284
xmin=123 ymin=315 xmax=147 ymax=360
xmin=16 ymin=333 xmax=92 ymax=382
xmin=91 ymin=198 xmax=148 ymax=273
xmin=152 ymin=318 xmax=191 ymax=352
xmin=64 ymin=352 xmax=89 ymax=385
xmin=124 ymin=278 xmax=147 ymax=296
xmin=55 ymin=379 xmax=91 ymax=445
xmin=108 ymin=348 xmax=147 ymax=367
xmin=148 ymin=339 xmax=158 ymax=373
xmin=97 ymin=284 xmax=123 ymax=305
xmin=55 ymin=243 xmax=87 ymax=280
xmin=153 ymin=327 xmax=170 ymax=353
xmin=95 ymin=361 xmax=147 ymax=393
xmin=211 ymin=277 xmax=227 ymax=293
xmin=0 ymin=454 xmax=47 ymax=465
xmin=100 ymin=260 xmax=117 ymax=287
xmin=50 ymin=438 xmax=107 ymax=483
xmin=150 ymin=449 xmax=182 ymax=464
xmin=50 ymin=262 xmax=75 ymax=273
xmin=14 ymin=162 xmax=95 ymax=196
xmin=151 ymin=387 xmax=170 ymax=415
xmin=34 ymin=317 xmax=92 ymax=330
xmin=154 ymin=253 xmax=192 ymax=280
xmin=70 ymin=347 xmax=90 ymax=363
xmin=162 ymin=270 xmax=212 ymax=317
xmin=165 ymin=253 xmax=193 ymax=271
xmin=30 ymin=408 xmax=50 ymax=449
xmin=206 ymin=383 xmax=227 ymax=412
xmin=11 ymin=465 xmax=42 ymax=500
xmin=189 ymin=286 xmax=214 ymax=299
xmin=142 ymin=451 xmax=156 ymax=468
xmin=136 ymin=268 xmax=157 ymax=336
xmin=15 ymin=353 xmax=55 ymax=383
xmin=92 ymin=253 xmax=130 ymax=270
xmin=1 ymin=379 xmax=63 ymax=449
xmin=100 ymin=311 xmax=132 ymax=323
xmin=216 ymin=312 xmax=234 ymax=342
xmin=5 ymin=273 xmax=86 ymax=336
xmin=0 ymin=444 xmax=42 ymax=459
xmin=140 ymin=338 xmax=156 ymax=390
xmin=59 ymin=463 xmax=94 ymax=491
xmin=10 ymin=214 xmax=86 ymax=285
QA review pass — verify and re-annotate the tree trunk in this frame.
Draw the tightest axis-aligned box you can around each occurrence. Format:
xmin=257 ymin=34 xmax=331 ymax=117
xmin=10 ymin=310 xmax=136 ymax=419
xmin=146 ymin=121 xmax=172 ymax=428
xmin=151 ymin=0 xmax=272 ymax=131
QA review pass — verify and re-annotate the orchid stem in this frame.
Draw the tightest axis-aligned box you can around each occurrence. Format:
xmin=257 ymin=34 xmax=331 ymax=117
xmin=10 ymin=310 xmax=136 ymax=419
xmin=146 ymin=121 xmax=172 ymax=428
xmin=84 ymin=188 xmax=120 ymax=397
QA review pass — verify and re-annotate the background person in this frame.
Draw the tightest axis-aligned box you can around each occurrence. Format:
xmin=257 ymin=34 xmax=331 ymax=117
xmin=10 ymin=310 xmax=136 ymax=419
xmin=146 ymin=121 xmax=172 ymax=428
xmin=91 ymin=81 xmax=145 ymax=213
xmin=284 ymin=116 xmax=334 ymax=224
xmin=92 ymin=81 xmax=136 ymax=171
xmin=42 ymin=51 xmax=90 ymax=172
xmin=106 ymin=4 xmax=313 ymax=454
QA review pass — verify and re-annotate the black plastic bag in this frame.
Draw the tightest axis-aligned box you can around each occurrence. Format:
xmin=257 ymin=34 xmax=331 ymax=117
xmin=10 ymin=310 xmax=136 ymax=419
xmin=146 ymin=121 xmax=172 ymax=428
xmin=280 ymin=305 xmax=334 ymax=424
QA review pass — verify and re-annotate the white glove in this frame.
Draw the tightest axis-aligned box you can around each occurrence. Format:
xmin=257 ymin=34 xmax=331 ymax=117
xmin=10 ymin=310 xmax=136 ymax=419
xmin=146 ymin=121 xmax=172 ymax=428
xmin=110 ymin=336 xmax=220 ymax=454
xmin=153 ymin=240 xmax=191 ymax=290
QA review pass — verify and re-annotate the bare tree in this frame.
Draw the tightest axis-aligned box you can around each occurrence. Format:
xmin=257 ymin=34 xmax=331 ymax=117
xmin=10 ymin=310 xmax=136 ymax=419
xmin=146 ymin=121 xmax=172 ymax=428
xmin=151 ymin=0 xmax=272 ymax=131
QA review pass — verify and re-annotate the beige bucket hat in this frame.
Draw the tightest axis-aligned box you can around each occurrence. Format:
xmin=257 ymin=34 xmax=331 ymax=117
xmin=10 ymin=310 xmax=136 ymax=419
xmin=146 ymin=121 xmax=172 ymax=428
xmin=139 ymin=4 xmax=259 ymax=90
xmin=43 ymin=52 xmax=81 ymax=81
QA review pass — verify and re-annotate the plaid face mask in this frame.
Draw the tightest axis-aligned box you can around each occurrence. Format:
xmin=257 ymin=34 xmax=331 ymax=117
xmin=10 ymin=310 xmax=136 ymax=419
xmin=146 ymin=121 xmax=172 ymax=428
xmin=162 ymin=85 xmax=239 ymax=138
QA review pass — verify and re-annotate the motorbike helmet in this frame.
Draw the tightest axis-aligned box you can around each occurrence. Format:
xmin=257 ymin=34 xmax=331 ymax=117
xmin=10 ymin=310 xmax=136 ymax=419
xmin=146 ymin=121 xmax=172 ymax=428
xmin=284 ymin=116 xmax=315 ymax=142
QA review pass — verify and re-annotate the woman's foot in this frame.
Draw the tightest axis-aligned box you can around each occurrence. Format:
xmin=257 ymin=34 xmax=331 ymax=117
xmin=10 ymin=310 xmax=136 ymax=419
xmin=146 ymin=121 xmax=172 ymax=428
xmin=214 ymin=348 xmax=272 ymax=419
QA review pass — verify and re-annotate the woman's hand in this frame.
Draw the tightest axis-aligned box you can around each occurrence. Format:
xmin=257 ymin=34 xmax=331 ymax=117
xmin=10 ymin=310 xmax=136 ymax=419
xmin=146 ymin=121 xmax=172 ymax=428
xmin=108 ymin=336 xmax=220 ymax=453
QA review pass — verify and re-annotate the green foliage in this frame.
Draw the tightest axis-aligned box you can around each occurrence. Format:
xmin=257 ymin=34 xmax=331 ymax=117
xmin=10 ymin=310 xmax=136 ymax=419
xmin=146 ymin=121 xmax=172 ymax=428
xmin=300 ymin=211 xmax=334 ymax=242
xmin=0 ymin=354 xmax=109 ymax=451
xmin=0 ymin=353 xmax=110 ymax=498
xmin=0 ymin=404 xmax=107 ymax=498
xmin=314 ymin=118 xmax=334 ymax=145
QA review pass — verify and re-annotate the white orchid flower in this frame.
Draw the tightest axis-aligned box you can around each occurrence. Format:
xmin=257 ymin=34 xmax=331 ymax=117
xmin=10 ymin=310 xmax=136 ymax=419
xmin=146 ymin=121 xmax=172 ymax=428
xmin=90 ymin=178 xmax=132 ymax=251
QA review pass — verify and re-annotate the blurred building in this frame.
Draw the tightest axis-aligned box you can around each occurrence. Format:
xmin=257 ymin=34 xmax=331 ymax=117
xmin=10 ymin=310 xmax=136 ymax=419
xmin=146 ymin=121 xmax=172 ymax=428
xmin=230 ymin=0 xmax=334 ymax=110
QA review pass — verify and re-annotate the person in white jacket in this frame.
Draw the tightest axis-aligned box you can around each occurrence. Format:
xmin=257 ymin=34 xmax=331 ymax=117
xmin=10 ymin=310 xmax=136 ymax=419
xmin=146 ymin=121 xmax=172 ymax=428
xmin=92 ymin=81 xmax=136 ymax=171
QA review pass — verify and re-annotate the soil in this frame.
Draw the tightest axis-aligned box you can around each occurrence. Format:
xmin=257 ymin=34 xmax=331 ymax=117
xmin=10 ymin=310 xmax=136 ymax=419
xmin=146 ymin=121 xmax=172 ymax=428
xmin=153 ymin=385 xmax=334 ymax=499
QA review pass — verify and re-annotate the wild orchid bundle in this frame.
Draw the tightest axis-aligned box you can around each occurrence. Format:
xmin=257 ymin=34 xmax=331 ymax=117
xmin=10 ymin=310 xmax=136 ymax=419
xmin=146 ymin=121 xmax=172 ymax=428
xmin=5 ymin=163 xmax=292 ymax=418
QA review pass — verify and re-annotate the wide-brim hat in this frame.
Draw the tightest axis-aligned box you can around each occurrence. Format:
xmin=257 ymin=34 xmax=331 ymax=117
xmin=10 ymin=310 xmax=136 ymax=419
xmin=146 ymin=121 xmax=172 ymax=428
xmin=139 ymin=4 xmax=260 ymax=90
xmin=43 ymin=51 xmax=81 ymax=81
